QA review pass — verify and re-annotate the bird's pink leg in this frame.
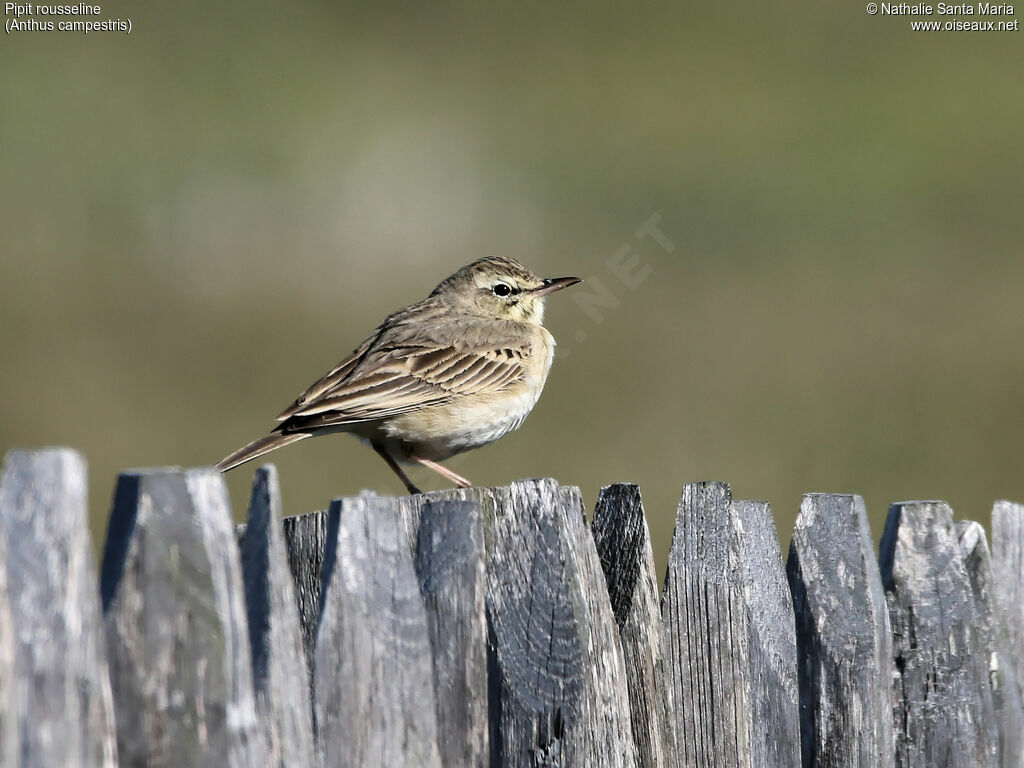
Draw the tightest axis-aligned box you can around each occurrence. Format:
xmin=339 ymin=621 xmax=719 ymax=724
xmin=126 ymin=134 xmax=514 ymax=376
xmin=372 ymin=444 xmax=422 ymax=495
xmin=411 ymin=455 xmax=474 ymax=488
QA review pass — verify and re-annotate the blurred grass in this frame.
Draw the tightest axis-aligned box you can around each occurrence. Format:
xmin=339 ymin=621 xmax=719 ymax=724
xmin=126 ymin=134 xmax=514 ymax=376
xmin=2 ymin=1 xmax=1022 ymax=572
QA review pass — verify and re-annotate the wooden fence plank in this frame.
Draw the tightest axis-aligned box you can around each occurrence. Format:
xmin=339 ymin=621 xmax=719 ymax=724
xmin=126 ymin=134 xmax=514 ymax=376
xmin=553 ymin=482 xmax=637 ymax=766
xmin=957 ymin=520 xmax=1024 ymax=768
xmin=786 ymin=493 xmax=894 ymax=768
xmin=0 ymin=448 xmax=118 ymax=768
xmin=313 ymin=495 xmax=442 ymax=768
xmin=413 ymin=499 xmax=489 ymax=768
xmin=240 ymin=465 xmax=316 ymax=768
xmin=733 ymin=500 xmax=800 ymax=768
xmin=664 ymin=481 xmax=750 ymax=768
xmin=100 ymin=468 xmax=264 ymax=768
xmin=282 ymin=507 xmax=329 ymax=678
xmin=992 ymin=500 xmax=1024 ymax=702
xmin=662 ymin=483 xmax=798 ymax=768
xmin=662 ymin=482 xmax=738 ymax=768
xmin=421 ymin=481 xmax=637 ymax=766
xmin=592 ymin=483 xmax=674 ymax=768
xmin=880 ymin=501 xmax=999 ymax=768
xmin=488 ymin=481 xmax=637 ymax=766
xmin=0 ymin=508 xmax=14 ymax=768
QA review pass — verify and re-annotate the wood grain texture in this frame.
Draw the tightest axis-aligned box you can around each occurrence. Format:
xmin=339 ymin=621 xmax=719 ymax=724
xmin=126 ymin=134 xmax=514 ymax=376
xmin=423 ymin=480 xmax=636 ymax=766
xmin=786 ymin=493 xmax=894 ymax=768
xmin=663 ymin=482 xmax=750 ymax=768
xmin=880 ymin=501 xmax=999 ymax=768
xmin=100 ymin=468 xmax=264 ymax=768
xmin=733 ymin=499 xmax=800 ymax=768
xmin=662 ymin=483 xmax=798 ymax=768
xmin=512 ymin=481 xmax=632 ymax=766
xmin=957 ymin=520 xmax=1024 ymax=768
xmin=313 ymin=495 xmax=442 ymax=768
xmin=592 ymin=483 xmax=674 ymax=768
xmin=240 ymin=465 xmax=316 ymax=768
xmin=0 ymin=448 xmax=118 ymax=768
xmin=10 ymin=442 xmax=1024 ymax=768
xmin=281 ymin=506 xmax=329 ymax=678
xmin=0 ymin=506 xmax=14 ymax=768
xmin=992 ymin=500 xmax=1024 ymax=703
xmin=413 ymin=499 xmax=489 ymax=768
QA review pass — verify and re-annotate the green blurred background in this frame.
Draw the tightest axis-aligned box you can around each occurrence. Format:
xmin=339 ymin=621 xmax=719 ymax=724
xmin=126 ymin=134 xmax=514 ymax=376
xmin=2 ymin=2 xmax=1022 ymax=570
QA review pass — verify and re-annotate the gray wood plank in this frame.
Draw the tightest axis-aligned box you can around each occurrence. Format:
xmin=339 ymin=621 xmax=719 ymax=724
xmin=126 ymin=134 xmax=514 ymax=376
xmin=957 ymin=520 xmax=1024 ymax=768
xmin=422 ymin=480 xmax=637 ymax=766
xmin=663 ymin=483 xmax=796 ymax=768
xmin=413 ymin=499 xmax=489 ymax=768
xmin=282 ymin=507 xmax=329 ymax=679
xmin=487 ymin=480 xmax=636 ymax=766
xmin=240 ymin=465 xmax=316 ymax=768
xmin=555 ymin=482 xmax=637 ymax=767
xmin=313 ymin=495 xmax=442 ymax=768
xmin=0 ymin=507 xmax=14 ymax=768
xmin=992 ymin=500 xmax=1024 ymax=702
xmin=592 ymin=483 xmax=674 ymax=768
xmin=663 ymin=482 xmax=748 ymax=768
xmin=880 ymin=500 xmax=999 ymax=768
xmin=0 ymin=448 xmax=118 ymax=768
xmin=100 ymin=467 xmax=265 ymax=768
xmin=733 ymin=499 xmax=800 ymax=768
xmin=786 ymin=493 xmax=894 ymax=768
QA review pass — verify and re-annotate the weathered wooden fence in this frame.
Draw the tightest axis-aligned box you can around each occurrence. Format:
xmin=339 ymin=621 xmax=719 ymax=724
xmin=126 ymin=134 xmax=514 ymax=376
xmin=1 ymin=446 xmax=1023 ymax=767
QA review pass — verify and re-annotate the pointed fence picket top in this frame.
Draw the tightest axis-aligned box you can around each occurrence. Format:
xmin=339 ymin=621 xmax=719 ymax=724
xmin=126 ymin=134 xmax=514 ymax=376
xmin=663 ymin=482 xmax=749 ymax=767
xmin=281 ymin=507 xmax=330 ymax=679
xmin=732 ymin=499 xmax=800 ymax=768
xmin=992 ymin=500 xmax=1024 ymax=702
xmin=412 ymin=499 xmax=489 ymax=768
xmin=498 ymin=480 xmax=636 ymax=766
xmin=957 ymin=520 xmax=1024 ymax=768
xmin=0 ymin=448 xmax=118 ymax=768
xmin=592 ymin=483 xmax=674 ymax=768
xmin=313 ymin=494 xmax=442 ymax=768
xmin=0 ymin=505 xmax=15 ymax=768
xmin=362 ymin=490 xmax=491 ymax=767
xmin=100 ymin=468 xmax=265 ymax=768
xmin=433 ymin=480 xmax=638 ymax=766
xmin=786 ymin=493 xmax=894 ymax=768
xmin=661 ymin=483 xmax=800 ymax=768
xmin=367 ymin=481 xmax=639 ymax=766
xmin=880 ymin=501 xmax=1000 ymax=768
xmin=239 ymin=466 xmax=316 ymax=768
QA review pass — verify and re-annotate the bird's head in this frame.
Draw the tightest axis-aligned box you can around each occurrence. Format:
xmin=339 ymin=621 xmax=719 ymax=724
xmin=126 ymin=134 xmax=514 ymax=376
xmin=433 ymin=256 xmax=581 ymax=325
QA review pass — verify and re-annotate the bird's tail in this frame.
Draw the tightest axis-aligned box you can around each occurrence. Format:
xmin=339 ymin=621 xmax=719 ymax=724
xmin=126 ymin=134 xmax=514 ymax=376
xmin=215 ymin=432 xmax=311 ymax=472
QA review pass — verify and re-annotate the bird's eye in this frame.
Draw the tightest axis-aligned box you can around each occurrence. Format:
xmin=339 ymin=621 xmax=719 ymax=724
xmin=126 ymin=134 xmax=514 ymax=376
xmin=492 ymin=283 xmax=513 ymax=297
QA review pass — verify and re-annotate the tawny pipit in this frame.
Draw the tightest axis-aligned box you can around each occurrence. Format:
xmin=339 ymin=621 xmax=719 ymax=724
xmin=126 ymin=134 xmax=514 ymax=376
xmin=216 ymin=256 xmax=580 ymax=493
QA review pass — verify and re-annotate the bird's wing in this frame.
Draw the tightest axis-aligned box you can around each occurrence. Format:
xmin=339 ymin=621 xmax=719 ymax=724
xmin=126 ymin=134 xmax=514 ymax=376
xmin=276 ymin=334 xmax=379 ymax=421
xmin=275 ymin=343 xmax=528 ymax=432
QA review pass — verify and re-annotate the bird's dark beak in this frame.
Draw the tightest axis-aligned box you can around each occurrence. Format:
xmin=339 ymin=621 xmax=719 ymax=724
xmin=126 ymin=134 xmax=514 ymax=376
xmin=533 ymin=276 xmax=582 ymax=297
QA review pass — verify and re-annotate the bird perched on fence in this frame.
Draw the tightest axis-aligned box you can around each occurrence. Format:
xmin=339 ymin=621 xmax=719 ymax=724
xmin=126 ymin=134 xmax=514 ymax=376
xmin=216 ymin=256 xmax=581 ymax=493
